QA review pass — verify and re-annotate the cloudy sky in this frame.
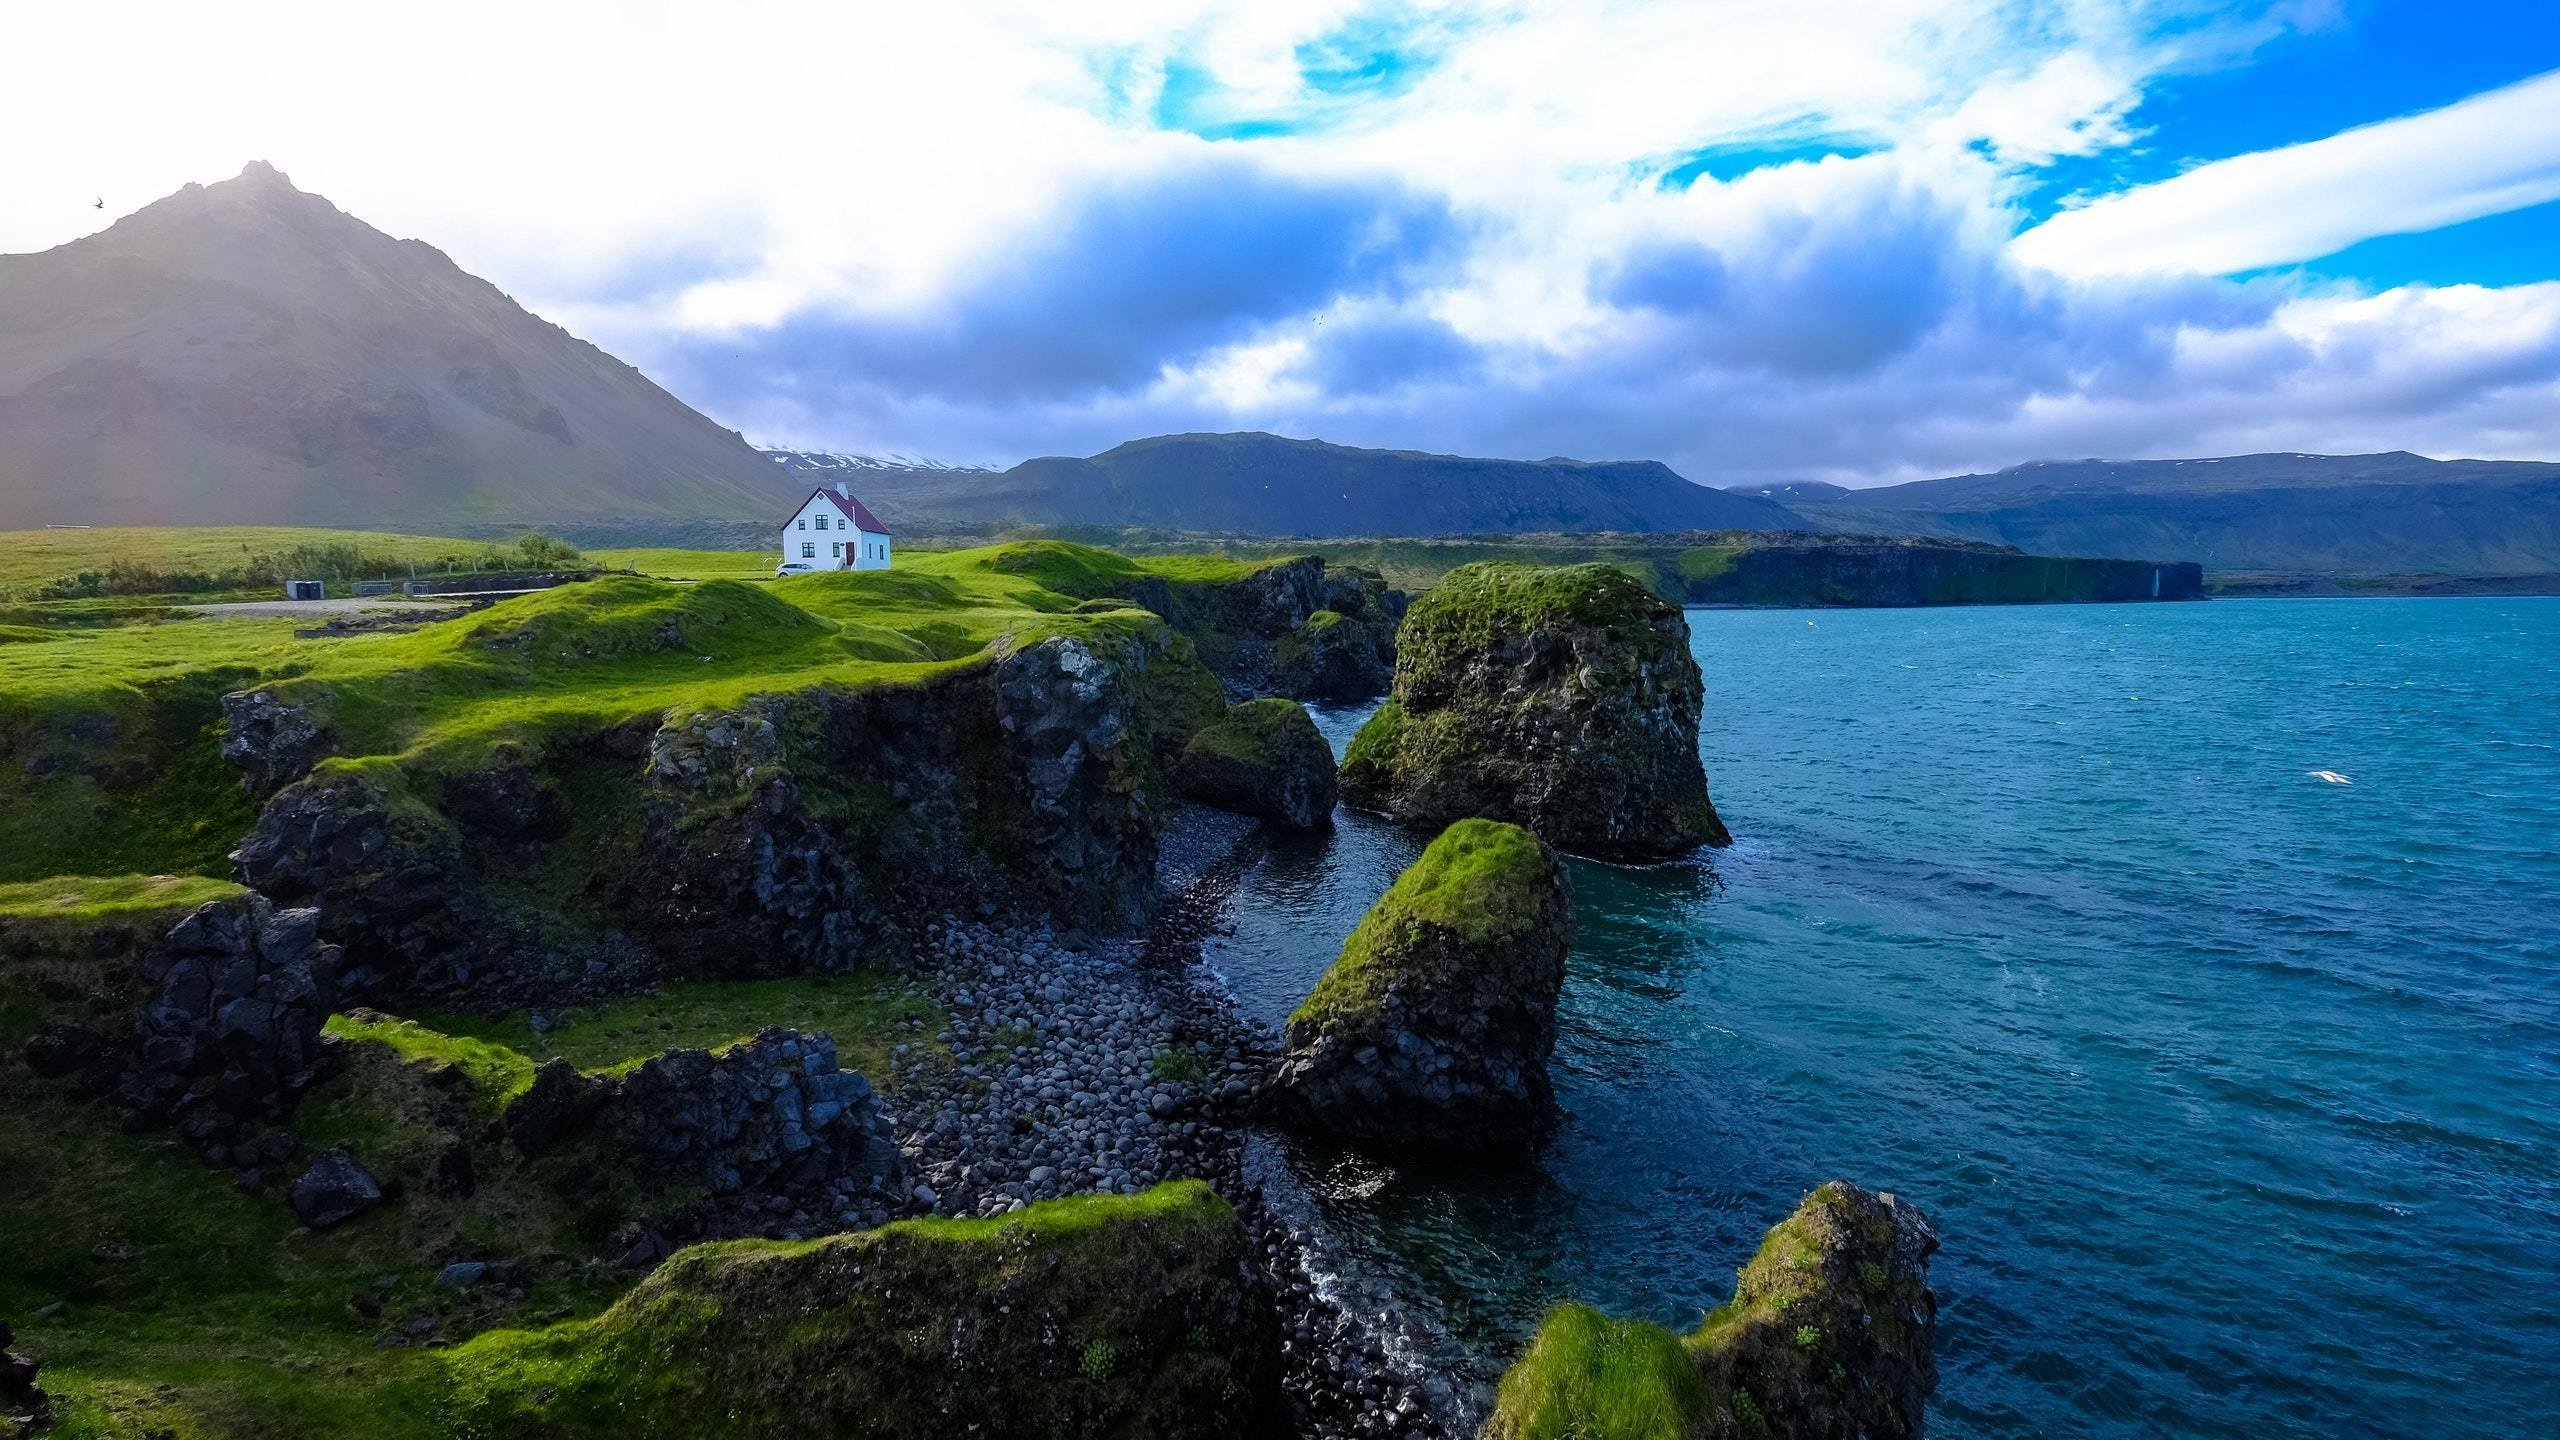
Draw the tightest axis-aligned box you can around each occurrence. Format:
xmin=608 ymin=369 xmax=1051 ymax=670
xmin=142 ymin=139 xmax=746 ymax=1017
xmin=7 ymin=1 xmax=2560 ymax=485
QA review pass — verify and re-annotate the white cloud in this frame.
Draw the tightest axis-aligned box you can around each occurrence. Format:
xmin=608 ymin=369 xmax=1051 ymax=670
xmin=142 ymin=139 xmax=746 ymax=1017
xmin=4 ymin=1 xmax=2558 ymax=482
xmin=2014 ymin=65 xmax=2560 ymax=277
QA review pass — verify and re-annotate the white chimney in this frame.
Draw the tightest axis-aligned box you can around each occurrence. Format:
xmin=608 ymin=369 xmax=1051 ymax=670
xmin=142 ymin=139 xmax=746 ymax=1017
xmin=836 ymin=482 xmax=850 ymax=498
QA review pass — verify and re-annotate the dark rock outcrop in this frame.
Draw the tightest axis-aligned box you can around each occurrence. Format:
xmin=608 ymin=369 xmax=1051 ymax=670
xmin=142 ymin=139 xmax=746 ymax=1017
xmin=231 ymin=770 xmax=479 ymax=996
xmin=289 ymin=1146 xmax=385 ymax=1229
xmin=1340 ymin=562 xmax=1729 ymax=860
xmin=221 ymin=687 xmax=334 ymax=800
xmin=502 ymin=1058 xmax=609 ymax=1157
xmin=601 ymin=1028 xmax=902 ymax=1199
xmin=1 ymin=1321 xmax=49 ymax=1439
xmin=1272 ymin=609 xmax=1395 ymax=702
xmin=988 ymin=633 xmax=1162 ymax=928
xmin=1119 ymin=555 xmax=1406 ymax=702
xmin=230 ymin=621 xmax=1200 ymax=1004
xmin=1173 ymin=699 xmax=1338 ymax=831
xmin=1484 ymin=1181 xmax=1939 ymax=1440
xmin=111 ymin=894 xmax=342 ymax=1160
xmin=1272 ymin=819 xmax=1571 ymax=1151
xmin=449 ymin=1181 xmax=1282 ymax=1440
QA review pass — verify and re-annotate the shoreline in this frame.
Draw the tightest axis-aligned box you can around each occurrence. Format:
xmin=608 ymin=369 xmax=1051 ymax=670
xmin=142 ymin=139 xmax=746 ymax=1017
xmin=876 ymin=802 xmax=1483 ymax=1438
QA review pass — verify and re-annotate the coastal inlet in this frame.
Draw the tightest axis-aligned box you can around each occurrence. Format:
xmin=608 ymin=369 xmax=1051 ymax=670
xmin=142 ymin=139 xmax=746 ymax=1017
xmin=1206 ymin=597 xmax=2560 ymax=1440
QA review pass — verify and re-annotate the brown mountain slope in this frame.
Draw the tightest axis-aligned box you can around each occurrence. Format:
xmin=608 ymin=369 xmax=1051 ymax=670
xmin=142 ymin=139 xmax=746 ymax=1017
xmin=0 ymin=162 xmax=796 ymax=529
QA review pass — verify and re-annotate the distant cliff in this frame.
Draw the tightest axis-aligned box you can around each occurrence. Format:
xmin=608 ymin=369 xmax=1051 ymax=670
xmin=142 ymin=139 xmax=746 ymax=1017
xmin=1674 ymin=534 xmax=2204 ymax=606
xmin=1036 ymin=531 xmax=2207 ymax=606
xmin=831 ymin=431 xmax=1810 ymax=538
xmin=1758 ymin=451 xmax=2560 ymax=575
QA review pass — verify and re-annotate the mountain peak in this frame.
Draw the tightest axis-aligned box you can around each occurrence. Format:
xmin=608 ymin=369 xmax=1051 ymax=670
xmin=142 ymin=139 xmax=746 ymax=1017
xmin=0 ymin=166 xmax=797 ymax=528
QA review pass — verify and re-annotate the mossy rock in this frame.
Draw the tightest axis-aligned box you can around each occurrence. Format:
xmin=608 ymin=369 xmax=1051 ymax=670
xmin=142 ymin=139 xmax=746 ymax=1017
xmin=445 ymin=1180 xmax=1282 ymax=1440
xmin=1174 ymin=698 xmax=1338 ymax=830
xmin=1484 ymin=1182 xmax=1940 ymax=1440
xmin=1274 ymin=819 xmax=1571 ymax=1151
xmin=1340 ymin=563 xmax=1728 ymax=861
xmin=1272 ymin=608 xmax=1394 ymax=702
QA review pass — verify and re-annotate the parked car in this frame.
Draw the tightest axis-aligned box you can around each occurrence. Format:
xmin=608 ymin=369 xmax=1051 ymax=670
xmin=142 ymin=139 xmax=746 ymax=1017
xmin=775 ymin=561 xmax=815 ymax=577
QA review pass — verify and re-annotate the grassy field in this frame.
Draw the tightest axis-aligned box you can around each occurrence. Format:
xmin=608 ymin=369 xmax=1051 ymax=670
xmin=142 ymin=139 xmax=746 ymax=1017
xmin=0 ymin=539 xmax=1254 ymax=882
xmin=586 ymin=545 xmax=779 ymax=580
xmin=0 ymin=534 xmax=1298 ymax=1438
xmin=0 ymin=526 xmax=509 ymax=590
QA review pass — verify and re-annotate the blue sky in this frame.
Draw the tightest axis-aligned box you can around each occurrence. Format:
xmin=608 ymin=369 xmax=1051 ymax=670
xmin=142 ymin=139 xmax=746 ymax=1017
xmin=6 ymin=1 xmax=2560 ymax=485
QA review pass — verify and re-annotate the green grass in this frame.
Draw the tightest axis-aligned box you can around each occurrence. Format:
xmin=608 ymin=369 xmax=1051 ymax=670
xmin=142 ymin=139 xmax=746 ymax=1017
xmin=414 ymin=976 xmax=946 ymax=1090
xmin=442 ymin=1180 xmax=1252 ymax=1439
xmin=1485 ymin=1182 xmax=1933 ymax=1440
xmin=1291 ymin=818 xmax=1554 ymax=1026
xmin=322 ymin=1013 xmax=544 ymax=1119
xmin=0 ymin=871 xmax=243 ymax=923
xmin=1146 ymin=1048 xmax=1207 ymax=1085
xmin=0 ymin=539 xmax=1275 ymax=884
xmin=0 ymin=533 xmax=1327 ymax=1438
xmin=584 ymin=547 xmax=780 ymax=581
xmin=1180 ymin=696 xmax=1313 ymax=768
xmin=1486 ymin=1303 xmax=1712 ymax=1440
xmin=0 ymin=526 xmax=504 ymax=592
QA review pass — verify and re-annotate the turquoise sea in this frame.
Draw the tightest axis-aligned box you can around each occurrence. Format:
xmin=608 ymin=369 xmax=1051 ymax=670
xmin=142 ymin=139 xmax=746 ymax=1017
xmin=1206 ymin=597 xmax=2560 ymax=1439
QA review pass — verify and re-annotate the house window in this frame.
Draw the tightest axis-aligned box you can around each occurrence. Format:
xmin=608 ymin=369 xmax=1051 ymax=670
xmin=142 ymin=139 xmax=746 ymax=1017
xmin=815 ymin=514 xmax=828 ymax=530
xmin=797 ymin=518 xmax=806 ymax=530
xmin=831 ymin=542 xmax=842 ymax=557
xmin=801 ymin=542 xmax=815 ymax=559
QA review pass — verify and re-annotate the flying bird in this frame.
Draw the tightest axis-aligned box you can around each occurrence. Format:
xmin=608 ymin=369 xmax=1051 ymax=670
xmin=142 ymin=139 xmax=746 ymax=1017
xmin=93 ymin=197 xmax=103 ymax=209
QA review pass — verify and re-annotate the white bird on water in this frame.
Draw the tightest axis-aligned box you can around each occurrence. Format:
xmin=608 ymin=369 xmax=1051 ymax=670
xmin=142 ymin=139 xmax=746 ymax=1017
xmin=2308 ymin=770 xmax=2352 ymax=785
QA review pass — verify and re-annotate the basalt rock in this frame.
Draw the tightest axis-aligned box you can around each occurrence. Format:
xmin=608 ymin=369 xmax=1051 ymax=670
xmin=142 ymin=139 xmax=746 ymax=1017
xmin=289 ymin=1146 xmax=385 ymax=1229
xmin=989 ymin=632 xmax=1161 ymax=929
xmin=628 ymin=697 xmax=874 ymax=978
xmin=220 ymin=686 xmax=332 ymax=800
xmin=622 ymin=628 xmax=1175 ymax=978
xmin=1340 ymin=562 xmax=1729 ymax=860
xmin=447 ymin=1181 xmax=1282 ymax=1440
xmin=1 ymin=1320 xmax=49 ymax=1439
xmin=1272 ymin=608 xmax=1396 ymax=702
xmin=1483 ymin=1181 xmax=1939 ymax=1440
xmin=1272 ymin=819 xmax=1572 ymax=1151
xmin=112 ymin=894 xmax=343 ymax=1154
xmin=232 ymin=770 xmax=480 ymax=996
xmin=227 ymin=615 xmax=1201 ymax=1001
xmin=601 ymin=1027 xmax=903 ymax=1199
xmin=502 ymin=1058 xmax=610 ymax=1157
xmin=1173 ymin=699 xmax=1338 ymax=831
xmin=1121 ymin=555 xmax=1407 ymax=702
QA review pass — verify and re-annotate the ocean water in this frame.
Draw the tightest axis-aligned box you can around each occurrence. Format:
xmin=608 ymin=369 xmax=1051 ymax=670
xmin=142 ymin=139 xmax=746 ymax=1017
xmin=1204 ymin=597 xmax=2560 ymax=1439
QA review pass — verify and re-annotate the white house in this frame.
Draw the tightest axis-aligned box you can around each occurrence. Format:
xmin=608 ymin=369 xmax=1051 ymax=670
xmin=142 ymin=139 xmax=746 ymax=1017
xmin=779 ymin=483 xmax=893 ymax=573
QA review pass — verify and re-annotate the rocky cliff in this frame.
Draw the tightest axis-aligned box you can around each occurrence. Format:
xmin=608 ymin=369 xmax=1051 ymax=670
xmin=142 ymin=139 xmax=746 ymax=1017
xmin=1174 ymin=698 xmax=1339 ymax=831
xmin=230 ymin=619 xmax=1211 ymax=1008
xmin=1273 ymin=819 xmax=1572 ymax=1151
xmin=1067 ymin=551 xmax=1407 ymax=702
xmin=445 ymin=1181 xmax=1283 ymax=1440
xmin=1340 ymin=563 xmax=1729 ymax=860
xmin=1674 ymin=535 xmax=2204 ymax=606
xmin=1485 ymin=1182 xmax=1939 ymax=1440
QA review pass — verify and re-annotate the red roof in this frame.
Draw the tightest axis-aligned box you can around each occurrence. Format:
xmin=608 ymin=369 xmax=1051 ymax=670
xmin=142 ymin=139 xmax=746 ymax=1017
xmin=795 ymin=485 xmax=890 ymax=535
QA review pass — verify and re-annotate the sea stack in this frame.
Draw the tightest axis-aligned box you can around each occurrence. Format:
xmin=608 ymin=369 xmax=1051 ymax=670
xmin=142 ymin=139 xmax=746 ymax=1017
xmin=1173 ymin=698 xmax=1339 ymax=830
xmin=1272 ymin=819 xmax=1572 ymax=1151
xmin=1484 ymin=1181 xmax=1940 ymax=1440
xmin=1337 ymin=562 xmax=1729 ymax=861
